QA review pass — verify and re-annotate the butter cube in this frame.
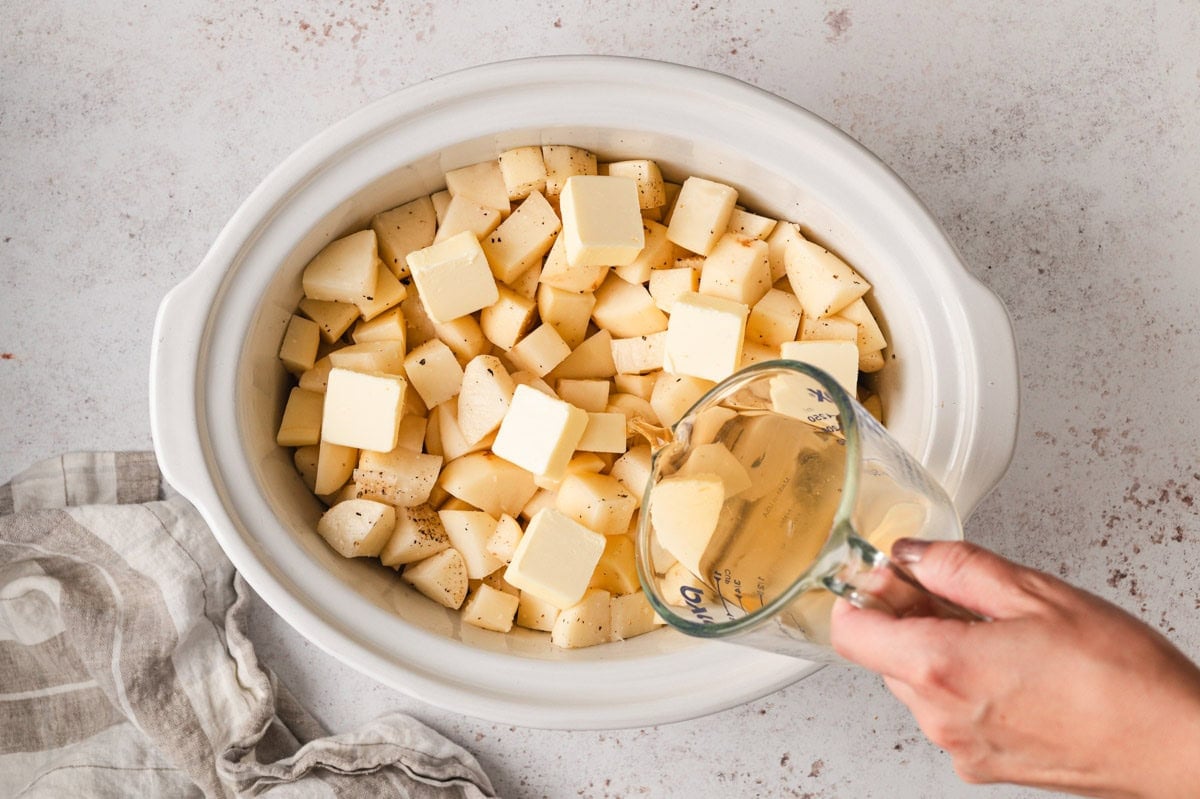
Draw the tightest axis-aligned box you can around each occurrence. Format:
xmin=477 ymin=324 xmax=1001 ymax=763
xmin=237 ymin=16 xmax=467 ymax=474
xmin=279 ymin=314 xmax=320 ymax=374
xmin=498 ymin=146 xmax=548 ymax=201
xmin=560 ymin=176 xmax=645 ymax=268
xmin=403 ymin=338 xmax=464 ymax=409
xmin=576 ymin=412 xmax=628 ymax=455
xmin=591 ymin=274 xmax=668 ymax=338
xmin=610 ymin=331 xmax=666 ymax=375
xmin=698 ymin=233 xmax=772 ymax=306
xmin=298 ymin=298 xmax=359 ymax=343
xmin=479 ymin=285 xmax=537 ymax=351
xmin=550 ymin=588 xmax=612 ymax=648
xmin=444 ymin=159 xmax=510 ymax=213
xmin=726 ymin=208 xmax=778 ymax=240
xmin=277 ymin=387 xmax=324 ymax=447
xmin=507 ymin=324 xmax=572 ymax=377
xmin=663 ymin=291 xmax=748 ymax=382
xmin=537 ymin=285 xmax=596 ymax=350
xmin=405 ymin=231 xmax=499 ymax=323
xmin=301 ymin=229 xmax=378 ymax=304
xmin=556 ymin=472 xmax=637 ymax=535
xmin=666 ymin=176 xmax=738 ymax=256
xmin=537 ymin=235 xmax=609 ymax=293
xmin=352 ymin=306 xmax=406 ymax=345
xmin=778 ymin=340 xmax=858 ymax=394
xmin=461 ymin=584 xmax=520 ymax=632
xmin=432 ymin=195 xmax=503 ymax=244
xmin=747 ymin=288 xmax=803 ymax=347
xmin=505 ymin=508 xmax=606 ymax=608
xmin=648 ymin=266 xmax=699 ymax=313
xmin=614 ymin=218 xmax=673 ymax=284
xmin=785 ymin=238 xmax=870 ymax=319
xmin=649 ymin=472 xmax=725 ymax=577
xmin=493 ymin=385 xmax=589 ymax=480
xmin=481 ymin=190 xmax=561 ymax=283
xmin=765 ymin=220 xmax=803 ymax=283
xmin=372 ymin=196 xmax=437 ymax=279
xmin=605 ymin=159 xmax=666 ymax=210
xmin=321 ymin=368 xmax=407 ymax=452
xmin=541 ymin=144 xmax=597 ymax=197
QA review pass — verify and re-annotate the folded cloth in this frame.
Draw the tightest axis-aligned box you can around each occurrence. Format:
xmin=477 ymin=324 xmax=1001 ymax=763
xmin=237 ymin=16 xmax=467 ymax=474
xmin=0 ymin=452 xmax=496 ymax=799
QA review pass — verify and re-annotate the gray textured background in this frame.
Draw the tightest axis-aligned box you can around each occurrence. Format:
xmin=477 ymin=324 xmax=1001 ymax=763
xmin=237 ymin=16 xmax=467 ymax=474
xmin=3 ymin=2 xmax=1198 ymax=797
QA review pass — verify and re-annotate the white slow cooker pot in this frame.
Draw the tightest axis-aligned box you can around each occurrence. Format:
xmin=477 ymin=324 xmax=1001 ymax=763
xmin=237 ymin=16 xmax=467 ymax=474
xmin=150 ymin=56 xmax=1018 ymax=729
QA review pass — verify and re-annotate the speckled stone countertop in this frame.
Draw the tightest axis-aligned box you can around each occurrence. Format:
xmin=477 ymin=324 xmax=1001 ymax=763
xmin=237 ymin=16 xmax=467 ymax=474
xmin=3 ymin=3 xmax=1198 ymax=797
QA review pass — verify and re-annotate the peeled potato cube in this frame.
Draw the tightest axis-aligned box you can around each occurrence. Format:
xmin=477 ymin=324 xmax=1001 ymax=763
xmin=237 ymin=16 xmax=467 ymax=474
xmin=507 ymin=324 xmax=572 ymax=378
xmin=555 ymin=472 xmax=637 ymax=536
xmin=352 ymin=306 xmax=406 ymax=345
xmin=403 ymin=548 xmax=468 ymax=609
xmin=293 ymin=445 xmax=320 ymax=492
xmin=372 ymin=195 xmax=436 ymax=279
xmin=588 ymin=534 xmax=639 ymax=595
xmin=697 ymin=233 xmax=772 ymax=306
xmin=479 ymin=286 xmax=536 ymax=351
xmin=609 ymin=445 xmax=652 ymax=508
xmin=614 ymin=218 xmax=673 ymax=284
xmin=610 ymin=590 xmax=665 ymax=641
xmin=457 ymin=355 xmax=515 ymax=445
xmin=666 ymin=176 xmax=737 ymax=256
xmin=433 ymin=314 xmax=488 ymax=364
xmin=326 ymin=341 xmax=406 ymax=375
xmin=433 ymin=195 xmax=503 ymax=244
xmin=485 ymin=513 xmax=524 ymax=563
xmin=576 ymin=412 xmax=628 ymax=455
xmin=555 ymin=379 xmax=609 ymax=413
xmin=380 ymin=503 xmax=449 ymax=567
xmin=438 ymin=451 xmax=538 ymax=519
xmin=747 ymin=288 xmax=803 ymax=347
xmin=765 ymin=220 xmax=803 ymax=283
xmin=516 ymin=590 xmax=560 ymax=631
xmin=610 ymin=332 xmax=666 ymax=375
xmin=439 ymin=509 xmax=504 ymax=579
xmin=404 ymin=338 xmax=464 ymax=409
xmin=548 ymin=330 xmax=617 ymax=382
xmin=550 ymin=588 xmax=611 ymax=649
xmin=301 ymin=229 xmax=378 ymax=304
xmin=355 ymin=261 xmax=407 ymax=321
xmin=536 ymin=284 xmax=596 ymax=350
xmin=591 ymin=274 xmax=668 ymax=338
xmin=800 ymin=314 xmax=858 ymax=343
xmin=314 ymin=440 xmax=357 ymax=496
xmin=605 ymin=159 xmax=666 ymax=210
xmin=661 ymin=561 xmax=713 ymax=607
xmin=498 ymin=146 xmax=548 ymax=200
xmin=299 ymin=356 xmax=334 ymax=394
xmin=353 ymin=448 xmax=443 ymax=507
xmin=298 ymin=298 xmax=359 ymax=343
xmin=436 ymin=398 xmax=495 ymax=462
xmin=859 ymin=348 xmax=886 ymax=373
xmin=481 ymin=191 xmax=562 ymax=283
xmin=279 ymin=314 xmax=320 ymax=374
xmin=649 ymin=472 xmax=724 ymax=577
xmin=461 ymin=584 xmax=520 ymax=632
xmin=613 ymin=372 xmax=658 ymax=401
xmin=648 ymin=267 xmax=698 ymax=313
xmin=785 ymin=238 xmax=870 ymax=319
xmin=316 ymin=498 xmax=396 ymax=558
xmin=541 ymin=145 xmax=597 ymax=197
xmin=277 ymin=387 xmax=324 ymax=447
xmin=649 ymin=372 xmax=715 ymax=428
xmin=444 ymin=159 xmax=510 ymax=213
xmin=538 ymin=235 xmax=609 ymax=293
xmin=726 ymin=208 xmax=778 ymax=240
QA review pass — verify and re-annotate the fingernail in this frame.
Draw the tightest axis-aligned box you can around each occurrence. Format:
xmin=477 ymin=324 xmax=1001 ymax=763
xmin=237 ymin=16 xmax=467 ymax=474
xmin=891 ymin=538 xmax=930 ymax=564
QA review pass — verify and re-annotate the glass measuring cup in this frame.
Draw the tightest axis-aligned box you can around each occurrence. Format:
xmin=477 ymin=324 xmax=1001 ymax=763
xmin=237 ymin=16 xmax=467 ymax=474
xmin=634 ymin=360 xmax=985 ymax=663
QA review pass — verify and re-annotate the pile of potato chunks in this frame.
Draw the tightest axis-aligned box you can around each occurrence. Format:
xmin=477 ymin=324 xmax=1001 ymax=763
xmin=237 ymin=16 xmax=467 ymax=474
xmin=274 ymin=144 xmax=887 ymax=649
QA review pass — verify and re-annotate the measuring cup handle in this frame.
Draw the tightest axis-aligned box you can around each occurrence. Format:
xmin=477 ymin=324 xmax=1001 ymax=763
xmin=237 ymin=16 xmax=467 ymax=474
xmin=824 ymin=537 xmax=990 ymax=623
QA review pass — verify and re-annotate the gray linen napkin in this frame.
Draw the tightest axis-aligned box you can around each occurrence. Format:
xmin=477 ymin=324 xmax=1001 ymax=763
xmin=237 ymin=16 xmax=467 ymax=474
xmin=0 ymin=452 xmax=496 ymax=799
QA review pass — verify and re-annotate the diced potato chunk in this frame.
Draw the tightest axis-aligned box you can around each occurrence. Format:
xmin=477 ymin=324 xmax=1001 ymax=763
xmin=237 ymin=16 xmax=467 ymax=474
xmin=485 ymin=513 xmax=524 ymax=563
xmin=403 ymin=338 xmax=464 ymax=409
xmin=498 ymin=146 xmax=548 ymax=200
xmin=747 ymin=288 xmax=803 ymax=347
xmin=354 ymin=448 xmax=443 ymax=507
xmin=605 ymin=160 xmax=666 ymax=210
xmin=592 ymin=274 xmax=668 ymax=338
xmin=676 ymin=442 xmax=751 ymax=498
xmin=613 ymin=372 xmax=658 ymax=401
xmin=507 ymin=324 xmax=572 ymax=377
xmin=536 ymin=285 xmax=596 ymax=350
xmin=279 ymin=314 xmax=320 ymax=374
xmin=355 ymin=261 xmax=407 ymax=321
xmin=610 ymin=591 xmax=664 ymax=641
xmin=433 ymin=195 xmax=503 ymax=244
xmin=697 ymin=233 xmax=771 ymax=306
xmin=588 ymin=534 xmax=639 ymax=595
xmin=444 ymin=159 xmax=509 ymax=213
xmin=537 ymin=235 xmax=609 ymax=293
xmin=457 ymin=355 xmax=515 ymax=445
xmin=380 ymin=503 xmax=449 ymax=567
xmin=609 ymin=445 xmax=653 ymax=508
xmin=298 ymin=298 xmax=359 ymax=343
xmin=314 ymin=440 xmax=357 ymax=496
xmin=765 ymin=220 xmax=804 ymax=283
xmin=549 ymin=330 xmax=618 ymax=381
xmin=541 ymin=145 xmax=597 ymax=197
xmin=432 ymin=314 xmax=488 ymax=363
xmin=649 ymin=472 xmax=724 ymax=576
xmin=555 ymin=472 xmax=638 ymax=536
xmin=480 ymin=285 xmax=536 ymax=350
xmin=649 ymin=372 xmax=714 ymax=428
xmin=555 ymin=378 xmax=610 ymax=413
xmin=352 ymin=306 xmax=406 ymax=345
xmin=481 ymin=190 xmax=561 ymax=283
xmin=614 ymin=218 xmax=673 ymax=284
xmin=610 ymin=332 xmax=666 ymax=375
xmin=462 ymin=583 xmax=520 ymax=632
xmin=372 ymin=196 xmax=436 ymax=279
xmin=403 ymin=548 xmax=468 ymax=609
xmin=550 ymin=588 xmax=611 ymax=649
xmin=439 ymin=509 xmax=503 ymax=579
xmin=277 ymin=387 xmax=324 ymax=447
xmin=301 ymin=229 xmax=378 ymax=304
xmin=576 ymin=412 xmax=628 ymax=455
xmin=516 ymin=590 xmax=560 ymax=631
xmin=316 ymin=498 xmax=396 ymax=558
xmin=648 ymin=267 xmax=698 ymax=313
xmin=726 ymin=208 xmax=778 ymax=240
xmin=437 ymin=451 xmax=538 ymax=518
xmin=785 ymin=238 xmax=870 ymax=319
xmin=327 ymin=341 xmax=406 ymax=374
xmin=666 ymin=176 xmax=738 ymax=256
xmin=800 ymin=314 xmax=858 ymax=343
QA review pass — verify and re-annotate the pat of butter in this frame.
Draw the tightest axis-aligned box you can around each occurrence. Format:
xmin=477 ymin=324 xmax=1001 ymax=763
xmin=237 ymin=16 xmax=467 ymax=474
xmin=648 ymin=472 xmax=725 ymax=579
xmin=321 ymin=367 xmax=407 ymax=452
xmin=504 ymin=508 xmax=607 ymax=609
xmin=772 ymin=340 xmax=858 ymax=430
xmin=559 ymin=176 xmax=645 ymax=268
xmin=405 ymin=231 xmax=499 ymax=323
xmin=779 ymin=340 xmax=858 ymax=394
xmin=492 ymin=384 xmax=589 ymax=480
xmin=663 ymin=291 xmax=748 ymax=382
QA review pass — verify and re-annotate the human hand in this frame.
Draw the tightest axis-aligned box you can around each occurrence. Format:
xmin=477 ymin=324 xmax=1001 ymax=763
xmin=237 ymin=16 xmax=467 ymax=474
xmin=829 ymin=539 xmax=1200 ymax=798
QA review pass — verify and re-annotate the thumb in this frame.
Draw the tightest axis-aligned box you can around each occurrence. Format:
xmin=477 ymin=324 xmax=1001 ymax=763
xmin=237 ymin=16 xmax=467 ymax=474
xmin=889 ymin=539 xmax=1041 ymax=620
